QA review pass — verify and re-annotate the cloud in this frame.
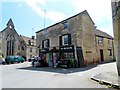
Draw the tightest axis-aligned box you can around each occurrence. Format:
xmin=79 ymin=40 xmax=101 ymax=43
xmin=72 ymin=0 xmax=113 ymax=36
xmin=0 ymin=0 xmax=24 ymax=2
xmin=46 ymin=11 xmax=65 ymax=22
xmin=73 ymin=0 xmax=112 ymax=20
xmin=18 ymin=3 xmax=22 ymax=7
xmin=25 ymin=0 xmax=65 ymax=23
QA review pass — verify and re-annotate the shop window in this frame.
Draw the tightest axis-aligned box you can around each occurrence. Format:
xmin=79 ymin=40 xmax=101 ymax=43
xmin=98 ymin=37 xmax=103 ymax=46
xmin=60 ymin=52 xmax=74 ymax=60
xmin=42 ymin=39 xmax=50 ymax=48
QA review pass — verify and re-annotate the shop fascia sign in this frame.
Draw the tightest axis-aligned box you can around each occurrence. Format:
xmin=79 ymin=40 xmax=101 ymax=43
xmin=86 ymin=50 xmax=92 ymax=53
xmin=61 ymin=46 xmax=73 ymax=50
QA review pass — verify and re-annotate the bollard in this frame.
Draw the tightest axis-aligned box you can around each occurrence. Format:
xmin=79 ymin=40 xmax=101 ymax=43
xmin=98 ymin=58 xmax=100 ymax=63
xmin=85 ymin=59 xmax=88 ymax=66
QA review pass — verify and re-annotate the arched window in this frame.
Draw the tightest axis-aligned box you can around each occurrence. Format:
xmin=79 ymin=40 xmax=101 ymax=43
xmin=6 ymin=34 xmax=15 ymax=56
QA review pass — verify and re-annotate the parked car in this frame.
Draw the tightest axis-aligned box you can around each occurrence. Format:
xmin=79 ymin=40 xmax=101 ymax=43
xmin=28 ymin=57 xmax=35 ymax=62
xmin=0 ymin=59 xmax=5 ymax=65
xmin=0 ymin=53 xmax=5 ymax=65
xmin=31 ymin=57 xmax=48 ymax=67
xmin=5 ymin=56 xmax=25 ymax=64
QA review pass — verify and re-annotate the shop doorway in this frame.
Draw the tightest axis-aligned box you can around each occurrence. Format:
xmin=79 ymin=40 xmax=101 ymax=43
xmin=76 ymin=47 xmax=84 ymax=67
xmin=100 ymin=49 xmax=104 ymax=62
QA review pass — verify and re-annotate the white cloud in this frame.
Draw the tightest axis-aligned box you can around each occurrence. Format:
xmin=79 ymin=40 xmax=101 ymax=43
xmin=73 ymin=0 xmax=112 ymax=20
xmin=25 ymin=0 xmax=65 ymax=23
xmin=46 ymin=11 xmax=65 ymax=23
xmin=25 ymin=0 xmax=114 ymax=36
xmin=18 ymin=3 xmax=22 ymax=7
xmin=72 ymin=0 xmax=113 ymax=36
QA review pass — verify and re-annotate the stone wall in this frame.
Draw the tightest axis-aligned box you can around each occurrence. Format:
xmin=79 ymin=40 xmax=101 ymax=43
xmin=0 ymin=32 xmax=2 ymax=52
xmin=80 ymin=12 xmax=97 ymax=64
xmin=96 ymin=36 xmax=114 ymax=62
xmin=1 ymin=27 xmax=21 ymax=58
xmin=36 ymin=11 xmax=97 ymax=66
xmin=36 ymin=10 xmax=114 ymax=66
xmin=112 ymin=0 xmax=120 ymax=76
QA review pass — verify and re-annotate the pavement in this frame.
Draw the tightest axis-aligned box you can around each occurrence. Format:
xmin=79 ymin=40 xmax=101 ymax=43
xmin=91 ymin=71 xmax=120 ymax=89
xmin=1 ymin=61 xmax=119 ymax=89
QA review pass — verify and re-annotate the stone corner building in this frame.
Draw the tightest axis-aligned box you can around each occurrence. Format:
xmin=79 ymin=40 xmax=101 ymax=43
xmin=36 ymin=10 xmax=114 ymax=67
xmin=0 ymin=18 xmax=37 ymax=60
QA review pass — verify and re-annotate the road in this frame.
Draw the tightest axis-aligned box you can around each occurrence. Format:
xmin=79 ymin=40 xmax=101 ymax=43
xmin=1 ymin=61 xmax=118 ymax=88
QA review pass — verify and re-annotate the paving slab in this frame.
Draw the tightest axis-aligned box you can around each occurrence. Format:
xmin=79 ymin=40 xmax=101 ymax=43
xmin=91 ymin=71 xmax=120 ymax=89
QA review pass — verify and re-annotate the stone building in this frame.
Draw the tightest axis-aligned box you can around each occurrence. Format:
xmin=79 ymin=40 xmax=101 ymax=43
xmin=95 ymin=29 xmax=114 ymax=62
xmin=111 ymin=0 xmax=120 ymax=76
xmin=0 ymin=19 xmax=21 ymax=58
xmin=0 ymin=18 xmax=37 ymax=60
xmin=36 ymin=10 xmax=114 ymax=67
xmin=0 ymin=32 xmax=2 ymax=52
xmin=19 ymin=35 xmax=37 ymax=60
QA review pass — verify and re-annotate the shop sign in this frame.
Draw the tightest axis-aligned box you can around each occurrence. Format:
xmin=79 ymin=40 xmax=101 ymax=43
xmin=86 ymin=51 xmax=92 ymax=53
xmin=61 ymin=46 xmax=73 ymax=50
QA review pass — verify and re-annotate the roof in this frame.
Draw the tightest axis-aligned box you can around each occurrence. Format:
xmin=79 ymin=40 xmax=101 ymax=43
xmin=94 ymin=29 xmax=113 ymax=39
xmin=1 ymin=18 xmax=15 ymax=32
xmin=20 ymin=35 xmax=36 ymax=46
xmin=7 ymin=18 xmax=14 ymax=28
xmin=36 ymin=10 xmax=95 ymax=33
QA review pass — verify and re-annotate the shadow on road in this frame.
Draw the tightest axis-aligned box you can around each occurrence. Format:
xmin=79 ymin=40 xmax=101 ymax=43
xmin=17 ymin=64 xmax=98 ymax=74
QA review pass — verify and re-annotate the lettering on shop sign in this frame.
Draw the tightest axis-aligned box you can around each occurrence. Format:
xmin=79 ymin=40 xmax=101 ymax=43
xmin=86 ymin=51 xmax=92 ymax=53
xmin=61 ymin=47 xmax=73 ymax=50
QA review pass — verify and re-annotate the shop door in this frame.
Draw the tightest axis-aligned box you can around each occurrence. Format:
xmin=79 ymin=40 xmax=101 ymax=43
xmin=100 ymin=50 xmax=104 ymax=62
xmin=76 ymin=47 xmax=84 ymax=67
xmin=48 ymin=53 xmax=53 ymax=67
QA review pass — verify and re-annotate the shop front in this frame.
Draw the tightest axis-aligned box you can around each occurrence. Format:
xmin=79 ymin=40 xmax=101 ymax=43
xmin=39 ymin=45 xmax=77 ymax=68
xmin=47 ymin=47 xmax=59 ymax=67
xmin=58 ymin=45 xmax=75 ymax=68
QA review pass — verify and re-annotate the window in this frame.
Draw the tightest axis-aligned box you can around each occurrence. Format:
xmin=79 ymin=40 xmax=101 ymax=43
xmin=21 ymin=46 xmax=24 ymax=50
xmin=28 ymin=40 xmax=31 ymax=45
xmin=18 ymin=45 xmax=20 ymax=50
xmin=6 ymin=35 xmax=15 ymax=56
xmin=31 ymin=42 xmax=34 ymax=45
xmin=9 ymin=25 xmax=12 ymax=29
xmin=30 ymin=55 xmax=32 ymax=58
xmin=42 ymin=39 xmax=49 ymax=48
xmin=30 ymin=48 xmax=32 ymax=52
xmin=59 ymin=34 xmax=71 ymax=46
xmin=0 ymin=43 xmax=1 ymax=49
xmin=62 ymin=21 xmax=68 ymax=29
xmin=108 ymin=39 xmax=110 ymax=45
xmin=62 ymin=35 xmax=68 ymax=45
xmin=108 ymin=39 xmax=112 ymax=48
xmin=61 ymin=52 xmax=74 ymax=60
xmin=108 ymin=49 xmax=112 ymax=56
xmin=98 ymin=37 xmax=103 ymax=45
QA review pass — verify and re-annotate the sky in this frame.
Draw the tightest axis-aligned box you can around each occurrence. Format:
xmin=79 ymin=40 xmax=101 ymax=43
xmin=0 ymin=0 xmax=114 ymax=37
